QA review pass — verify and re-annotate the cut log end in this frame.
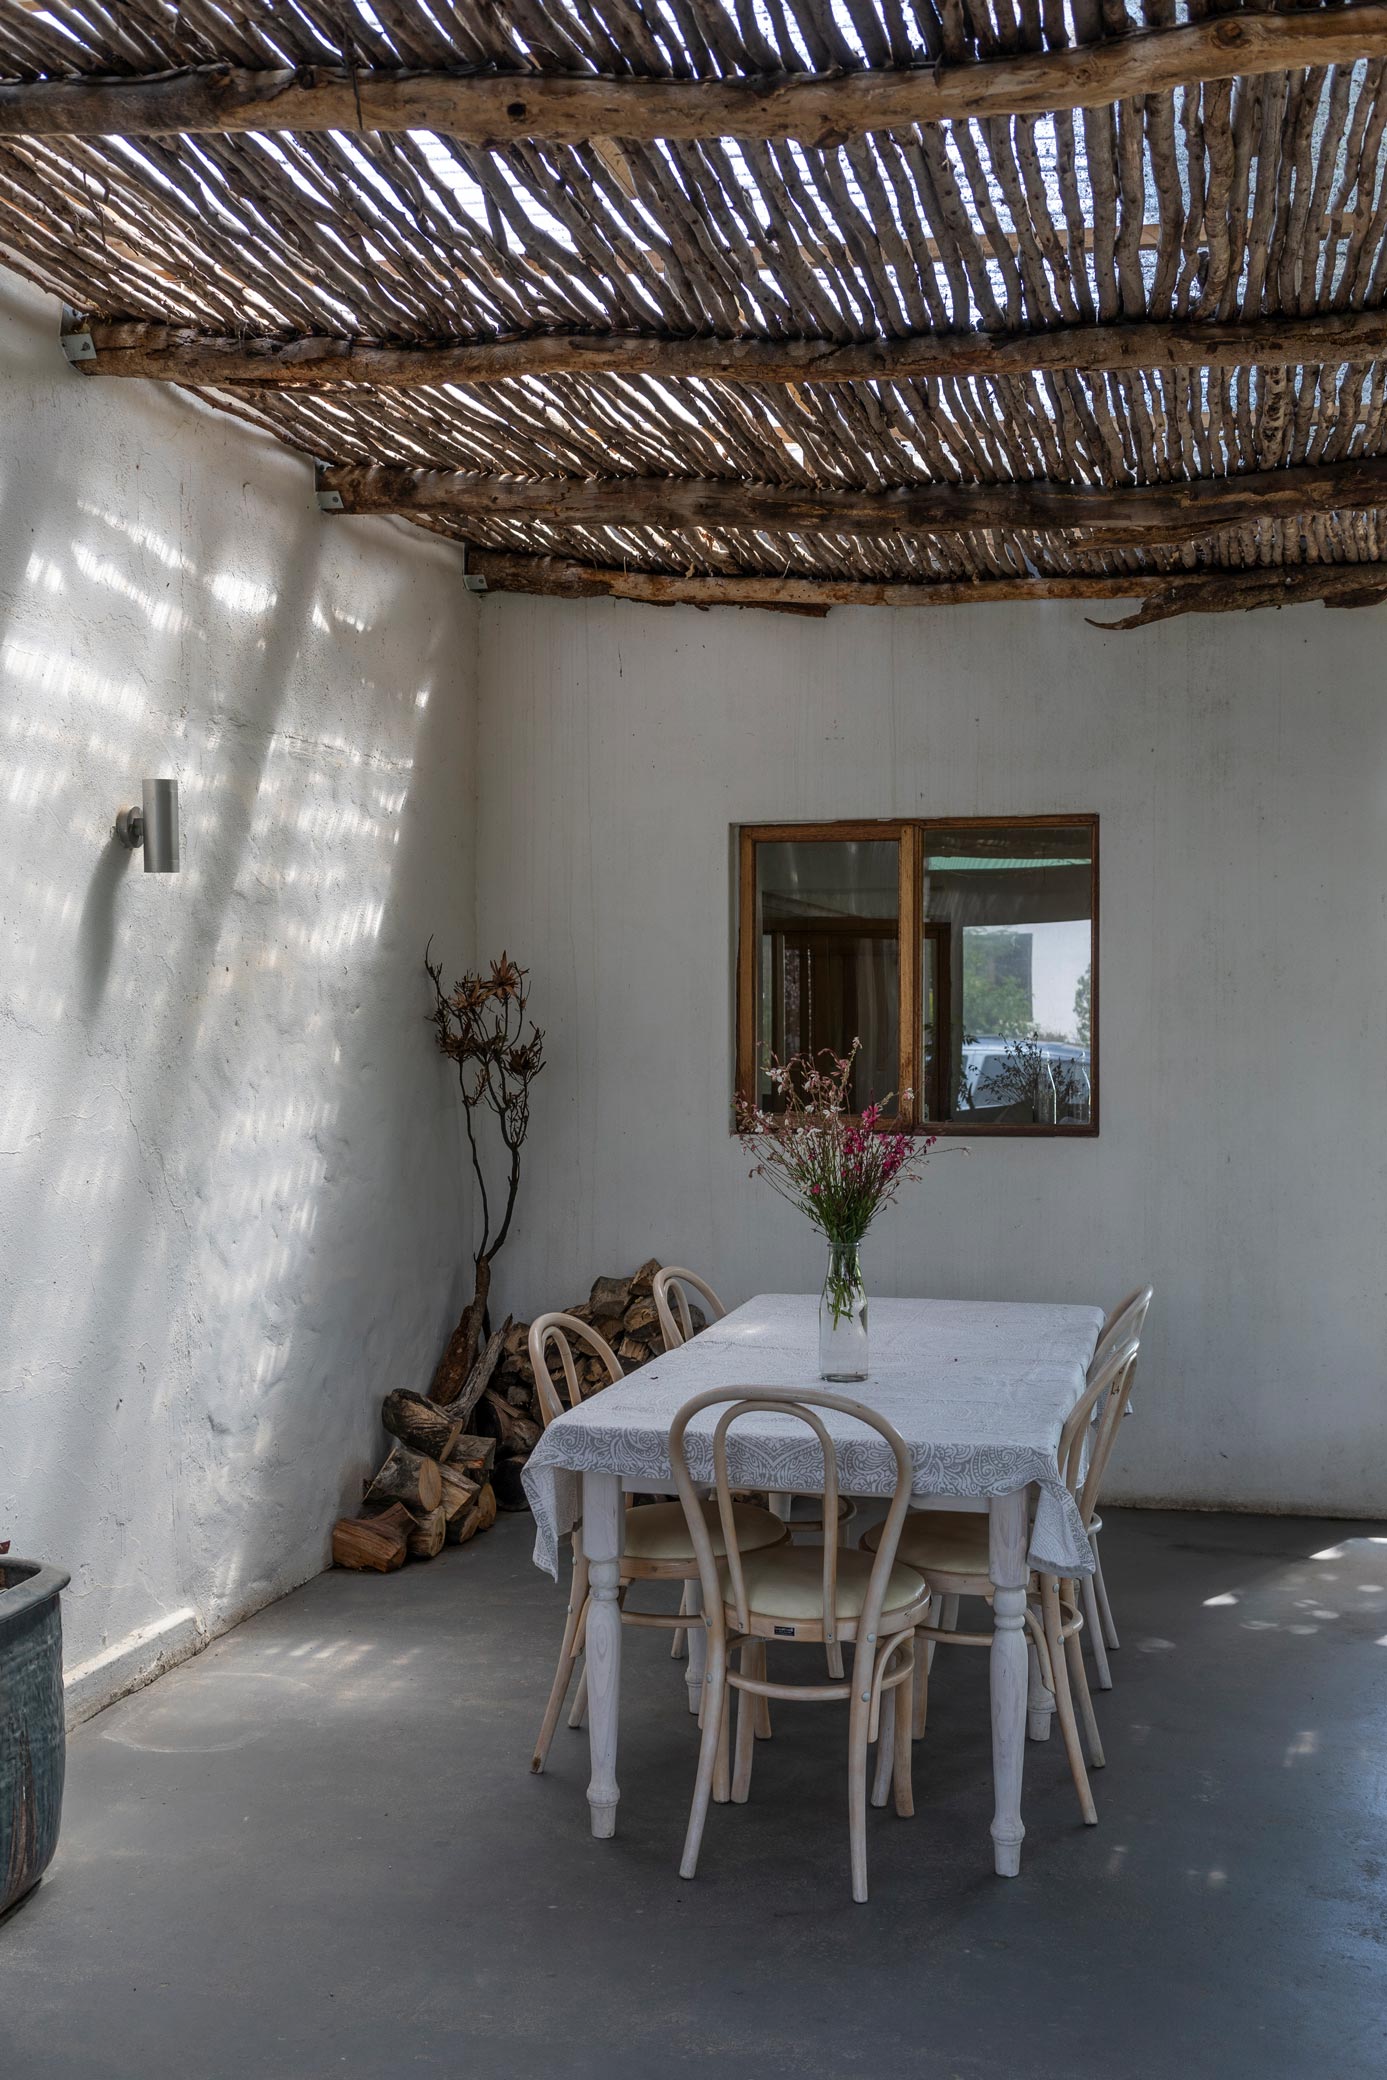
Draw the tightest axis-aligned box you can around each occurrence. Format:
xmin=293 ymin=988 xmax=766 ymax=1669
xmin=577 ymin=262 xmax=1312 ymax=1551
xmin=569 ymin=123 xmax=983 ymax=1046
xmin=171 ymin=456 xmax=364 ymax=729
xmin=364 ymin=1441 xmax=442 ymax=1515
xmin=448 ymin=1482 xmax=498 ymax=1544
xmin=381 ymin=1388 xmax=462 ymax=1461
xmin=332 ymin=1506 xmax=411 ymax=1572
xmin=406 ymin=1505 xmax=448 ymax=1560
xmin=438 ymin=1461 xmax=480 ymax=1521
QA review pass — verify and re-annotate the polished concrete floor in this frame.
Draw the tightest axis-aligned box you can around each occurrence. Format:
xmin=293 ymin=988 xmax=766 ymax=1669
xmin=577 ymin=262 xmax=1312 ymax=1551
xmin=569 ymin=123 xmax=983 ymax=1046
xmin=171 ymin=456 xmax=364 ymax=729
xmin=2 ymin=1507 xmax=1385 ymax=2079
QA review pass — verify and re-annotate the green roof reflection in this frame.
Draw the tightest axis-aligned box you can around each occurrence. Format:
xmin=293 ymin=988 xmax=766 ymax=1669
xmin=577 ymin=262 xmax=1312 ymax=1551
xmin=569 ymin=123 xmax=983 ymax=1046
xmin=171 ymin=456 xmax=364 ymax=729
xmin=926 ymin=857 xmax=1090 ymax=872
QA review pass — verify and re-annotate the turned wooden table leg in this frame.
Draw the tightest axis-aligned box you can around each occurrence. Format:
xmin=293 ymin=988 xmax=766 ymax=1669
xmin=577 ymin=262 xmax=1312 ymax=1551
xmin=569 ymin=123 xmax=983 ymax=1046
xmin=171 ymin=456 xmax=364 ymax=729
xmin=989 ymin=1487 xmax=1030 ymax=1878
xmin=685 ymin=1577 xmax=706 ymax=1715
xmin=581 ymin=1470 xmax=623 ymax=1839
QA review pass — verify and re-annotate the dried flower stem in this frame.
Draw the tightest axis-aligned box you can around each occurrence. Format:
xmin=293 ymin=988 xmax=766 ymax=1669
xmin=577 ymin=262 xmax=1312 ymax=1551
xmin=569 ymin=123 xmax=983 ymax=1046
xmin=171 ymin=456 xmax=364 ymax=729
xmin=737 ymin=1043 xmax=934 ymax=1321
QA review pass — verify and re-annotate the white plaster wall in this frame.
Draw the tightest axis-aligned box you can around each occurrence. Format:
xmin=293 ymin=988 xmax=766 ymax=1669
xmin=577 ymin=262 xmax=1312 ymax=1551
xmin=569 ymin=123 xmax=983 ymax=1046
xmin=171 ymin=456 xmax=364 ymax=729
xmin=477 ymin=591 xmax=1387 ymax=1519
xmin=0 ymin=270 xmax=478 ymax=1705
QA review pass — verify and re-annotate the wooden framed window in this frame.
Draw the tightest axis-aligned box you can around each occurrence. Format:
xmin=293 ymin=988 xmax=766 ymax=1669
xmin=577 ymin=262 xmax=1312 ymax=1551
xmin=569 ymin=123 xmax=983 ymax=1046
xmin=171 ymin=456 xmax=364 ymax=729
xmin=736 ymin=817 xmax=1098 ymax=1136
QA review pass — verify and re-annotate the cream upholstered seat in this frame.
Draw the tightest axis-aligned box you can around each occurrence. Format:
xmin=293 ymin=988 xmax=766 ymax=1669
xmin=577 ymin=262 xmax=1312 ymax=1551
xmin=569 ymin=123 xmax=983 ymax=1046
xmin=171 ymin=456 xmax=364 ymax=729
xmin=878 ymin=1509 xmax=990 ymax=1578
xmin=716 ymin=1544 xmax=926 ymax=1627
xmin=527 ymin=1311 xmax=788 ymax=1776
xmin=623 ymin=1497 xmax=786 ymax=1563
xmin=669 ymin=1383 xmax=929 ymax=1904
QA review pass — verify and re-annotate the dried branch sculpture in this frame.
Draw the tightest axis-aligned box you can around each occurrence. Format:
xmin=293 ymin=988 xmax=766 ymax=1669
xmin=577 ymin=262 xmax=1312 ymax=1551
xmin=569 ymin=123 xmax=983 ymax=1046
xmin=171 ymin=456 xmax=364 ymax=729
xmin=426 ymin=946 xmax=545 ymax=1395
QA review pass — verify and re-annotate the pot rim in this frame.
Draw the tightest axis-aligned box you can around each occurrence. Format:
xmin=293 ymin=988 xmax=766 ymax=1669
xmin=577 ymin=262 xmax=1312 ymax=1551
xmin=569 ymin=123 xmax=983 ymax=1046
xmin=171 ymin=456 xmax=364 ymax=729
xmin=0 ymin=1559 xmax=70 ymax=1642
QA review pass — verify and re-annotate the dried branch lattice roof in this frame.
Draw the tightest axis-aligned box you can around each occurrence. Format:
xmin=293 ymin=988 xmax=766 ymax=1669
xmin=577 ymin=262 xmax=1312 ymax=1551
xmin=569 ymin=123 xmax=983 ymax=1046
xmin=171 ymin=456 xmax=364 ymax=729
xmin=3 ymin=2 xmax=1387 ymax=620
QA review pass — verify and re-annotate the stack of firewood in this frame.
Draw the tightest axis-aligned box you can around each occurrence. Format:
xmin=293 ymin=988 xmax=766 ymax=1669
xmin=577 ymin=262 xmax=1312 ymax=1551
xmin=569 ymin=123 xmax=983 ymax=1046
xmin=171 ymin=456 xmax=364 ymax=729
xmin=499 ymin=1257 xmax=691 ymax=1393
xmin=479 ymin=1258 xmax=705 ymax=1504
xmin=331 ymin=1334 xmax=505 ymax=1572
xmin=333 ymin=1259 xmax=696 ymax=1568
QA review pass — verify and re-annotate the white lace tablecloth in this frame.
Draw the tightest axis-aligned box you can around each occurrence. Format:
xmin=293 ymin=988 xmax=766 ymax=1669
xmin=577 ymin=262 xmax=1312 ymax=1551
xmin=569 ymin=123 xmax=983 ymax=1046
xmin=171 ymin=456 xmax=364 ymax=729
xmin=523 ymin=1294 xmax=1104 ymax=1581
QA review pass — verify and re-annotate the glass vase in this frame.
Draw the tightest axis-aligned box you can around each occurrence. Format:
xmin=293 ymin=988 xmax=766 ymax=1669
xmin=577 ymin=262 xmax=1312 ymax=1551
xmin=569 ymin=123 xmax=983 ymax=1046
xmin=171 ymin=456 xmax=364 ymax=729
xmin=819 ymin=1242 xmax=868 ymax=1382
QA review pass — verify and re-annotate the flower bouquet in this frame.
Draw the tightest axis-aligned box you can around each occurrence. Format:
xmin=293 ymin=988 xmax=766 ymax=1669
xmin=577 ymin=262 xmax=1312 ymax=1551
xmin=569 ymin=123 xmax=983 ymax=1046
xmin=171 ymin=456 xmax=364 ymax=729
xmin=737 ymin=1044 xmax=933 ymax=1380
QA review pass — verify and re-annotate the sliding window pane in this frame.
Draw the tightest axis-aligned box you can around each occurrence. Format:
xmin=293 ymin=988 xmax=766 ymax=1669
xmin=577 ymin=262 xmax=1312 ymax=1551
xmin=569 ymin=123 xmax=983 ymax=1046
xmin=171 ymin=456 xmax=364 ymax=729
xmin=755 ymin=839 xmax=899 ymax=1113
xmin=923 ymin=824 xmax=1094 ymax=1126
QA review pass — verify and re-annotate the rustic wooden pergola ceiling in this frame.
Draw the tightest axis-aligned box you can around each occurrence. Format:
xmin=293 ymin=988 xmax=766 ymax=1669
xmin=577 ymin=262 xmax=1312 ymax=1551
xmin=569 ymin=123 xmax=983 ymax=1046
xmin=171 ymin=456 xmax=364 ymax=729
xmin=5 ymin=4 xmax=1387 ymax=623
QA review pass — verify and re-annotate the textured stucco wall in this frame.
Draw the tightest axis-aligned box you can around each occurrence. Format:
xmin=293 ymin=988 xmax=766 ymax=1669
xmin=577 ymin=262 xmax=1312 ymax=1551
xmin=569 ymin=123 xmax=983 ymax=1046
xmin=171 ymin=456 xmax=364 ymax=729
xmin=476 ymin=591 xmax=1387 ymax=1520
xmin=0 ymin=271 xmax=478 ymax=1706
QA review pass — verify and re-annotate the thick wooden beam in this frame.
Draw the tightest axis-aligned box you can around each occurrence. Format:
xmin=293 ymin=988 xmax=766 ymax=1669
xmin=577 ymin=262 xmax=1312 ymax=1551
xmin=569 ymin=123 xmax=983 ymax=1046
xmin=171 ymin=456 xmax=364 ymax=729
xmin=7 ymin=13 xmax=1387 ymax=142
xmin=70 ymin=308 xmax=1387 ymax=389
xmin=467 ymin=550 xmax=1387 ymax=622
xmin=318 ymin=455 xmax=1387 ymax=549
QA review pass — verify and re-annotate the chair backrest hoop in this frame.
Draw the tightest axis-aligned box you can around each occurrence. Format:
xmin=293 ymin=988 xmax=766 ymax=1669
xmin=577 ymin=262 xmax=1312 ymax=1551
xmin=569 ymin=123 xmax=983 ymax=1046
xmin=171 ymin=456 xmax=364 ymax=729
xmin=1059 ymin=1336 xmax=1141 ymax=1523
xmin=1091 ymin=1285 xmax=1153 ymax=1374
xmin=668 ymin=1384 xmax=916 ymax=1651
xmin=652 ymin=1267 xmax=726 ymax=1351
xmin=527 ymin=1311 xmax=623 ymax=1430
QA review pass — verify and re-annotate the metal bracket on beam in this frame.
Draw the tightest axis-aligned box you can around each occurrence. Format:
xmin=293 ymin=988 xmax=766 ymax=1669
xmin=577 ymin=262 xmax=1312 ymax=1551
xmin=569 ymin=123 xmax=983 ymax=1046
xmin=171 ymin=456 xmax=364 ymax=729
xmin=60 ymin=308 xmax=95 ymax=365
xmin=461 ymin=548 xmax=487 ymax=593
xmin=314 ymin=462 xmax=344 ymax=512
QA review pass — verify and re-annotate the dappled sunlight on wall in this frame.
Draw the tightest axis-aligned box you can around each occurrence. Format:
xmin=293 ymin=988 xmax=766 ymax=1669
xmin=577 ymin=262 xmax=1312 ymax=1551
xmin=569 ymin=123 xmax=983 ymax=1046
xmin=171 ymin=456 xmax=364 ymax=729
xmin=0 ymin=268 xmax=478 ymax=1690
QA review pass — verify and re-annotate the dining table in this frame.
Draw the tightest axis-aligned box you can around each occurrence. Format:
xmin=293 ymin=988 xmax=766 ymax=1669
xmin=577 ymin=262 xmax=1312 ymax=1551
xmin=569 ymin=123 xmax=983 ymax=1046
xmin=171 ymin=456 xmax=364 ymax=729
xmin=522 ymin=1291 xmax=1104 ymax=1877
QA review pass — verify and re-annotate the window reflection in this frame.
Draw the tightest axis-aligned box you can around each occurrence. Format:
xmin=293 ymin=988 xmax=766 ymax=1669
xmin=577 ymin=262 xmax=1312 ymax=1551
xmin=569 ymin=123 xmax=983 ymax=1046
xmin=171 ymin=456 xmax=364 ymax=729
xmin=739 ymin=819 xmax=1097 ymax=1134
xmin=924 ymin=825 xmax=1094 ymax=1127
xmin=755 ymin=838 xmax=899 ymax=1115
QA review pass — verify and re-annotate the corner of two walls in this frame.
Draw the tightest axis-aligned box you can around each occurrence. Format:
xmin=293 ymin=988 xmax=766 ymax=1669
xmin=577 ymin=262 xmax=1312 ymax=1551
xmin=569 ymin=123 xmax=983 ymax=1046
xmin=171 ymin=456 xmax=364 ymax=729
xmin=0 ymin=268 xmax=482 ymax=1718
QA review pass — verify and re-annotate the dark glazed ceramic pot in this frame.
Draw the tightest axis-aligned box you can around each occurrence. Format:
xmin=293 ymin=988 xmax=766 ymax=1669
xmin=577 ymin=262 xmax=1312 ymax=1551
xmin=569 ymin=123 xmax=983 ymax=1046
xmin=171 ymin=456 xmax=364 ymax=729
xmin=0 ymin=1560 xmax=69 ymax=1917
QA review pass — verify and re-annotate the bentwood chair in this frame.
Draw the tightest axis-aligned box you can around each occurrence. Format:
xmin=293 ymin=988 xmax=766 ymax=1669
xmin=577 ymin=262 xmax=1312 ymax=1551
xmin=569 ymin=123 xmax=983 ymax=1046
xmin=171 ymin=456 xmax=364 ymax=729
xmin=861 ymin=1336 xmax=1141 ymax=1827
xmin=655 ymin=1265 xmax=855 ymax=1562
xmin=652 ymin=1266 xmax=725 ymax=1349
xmin=652 ymin=1271 xmax=726 ymax=1662
xmin=670 ymin=1385 xmax=930 ymax=1903
xmin=1080 ymin=1286 xmax=1154 ymax=1686
xmin=527 ymin=1312 xmax=788 ymax=1774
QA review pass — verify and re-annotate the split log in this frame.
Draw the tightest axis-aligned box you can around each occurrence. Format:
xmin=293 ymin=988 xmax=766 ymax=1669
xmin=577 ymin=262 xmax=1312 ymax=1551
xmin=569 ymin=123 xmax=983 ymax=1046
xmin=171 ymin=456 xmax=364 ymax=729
xmin=449 ymin=1482 xmax=499 ymax=1545
xmin=437 ymin=1462 xmax=480 ymax=1521
xmin=427 ymin=1305 xmax=481 ymax=1405
xmin=436 ymin=1320 xmax=509 ymax=1422
xmin=406 ymin=1506 xmax=448 ymax=1561
xmin=364 ymin=1443 xmax=442 ymax=1516
xmin=332 ymin=1506 xmax=411 ymax=1572
xmin=588 ymin=1275 xmax=630 ymax=1321
xmin=622 ymin=1298 xmax=659 ymax=1340
xmin=381 ymin=1389 xmax=462 ymax=1462
xmin=446 ymin=1434 xmax=497 ymax=1481
xmin=631 ymin=1259 xmax=662 ymax=1297
xmin=482 ymin=1389 xmax=542 ymax=1457
xmin=617 ymin=1335 xmax=653 ymax=1367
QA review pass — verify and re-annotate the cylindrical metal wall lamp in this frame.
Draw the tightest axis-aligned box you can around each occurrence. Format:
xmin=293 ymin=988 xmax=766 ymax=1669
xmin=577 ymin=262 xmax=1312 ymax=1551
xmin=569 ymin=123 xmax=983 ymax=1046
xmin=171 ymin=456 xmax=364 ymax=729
xmin=116 ymin=779 xmax=180 ymax=873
